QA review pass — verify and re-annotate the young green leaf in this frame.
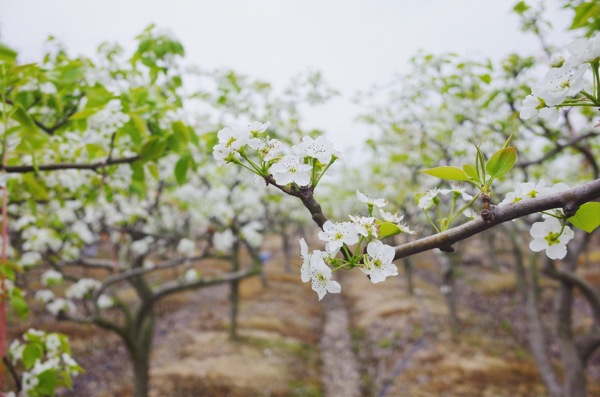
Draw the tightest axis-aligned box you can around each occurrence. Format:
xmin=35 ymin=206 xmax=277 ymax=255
xmin=22 ymin=343 xmax=44 ymax=370
xmin=0 ymin=43 xmax=18 ymax=62
xmin=486 ymin=147 xmax=517 ymax=179
xmin=10 ymin=293 xmax=29 ymax=318
xmin=140 ymin=137 xmax=167 ymax=161
xmin=463 ymin=164 xmax=479 ymax=182
xmin=568 ymin=202 xmax=600 ymax=233
xmin=376 ymin=221 xmax=402 ymax=239
xmin=174 ymin=155 xmax=190 ymax=185
xmin=422 ymin=166 xmax=469 ymax=181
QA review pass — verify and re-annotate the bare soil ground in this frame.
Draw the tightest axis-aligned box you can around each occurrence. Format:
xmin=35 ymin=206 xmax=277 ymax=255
xmin=7 ymin=236 xmax=600 ymax=397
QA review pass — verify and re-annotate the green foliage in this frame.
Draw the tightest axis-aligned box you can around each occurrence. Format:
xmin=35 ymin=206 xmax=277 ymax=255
xmin=486 ymin=147 xmax=517 ymax=179
xmin=0 ymin=43 xmax=18 ymax=62
xmin=566 ymin=0 xmax=600 ymax=35
xmin=376 ymin=221 xmax=402 ymax=239
xmin=421 ymin=166 xmax=469 ymax=181
xmin=569 ymin=202 xmax=600 ymax=232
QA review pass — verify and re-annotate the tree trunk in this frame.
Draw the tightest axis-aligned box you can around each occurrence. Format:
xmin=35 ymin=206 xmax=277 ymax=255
xmin=403 ymin=257 xmax=414 ymax=296
xmin=509 ymin=226 xmax=563 ymax=397
xmin=555 ymin=278 xmax=587 ymax=397
xmin=434 ymin=250 xmax=460 ymax=333
xmin=282 ymin=231 xmax=291 ymax=273
xmin=514 ymin=251 xmax=562 ymax=397
xmin=230 ymin=241 xmax=240 ymax=340
xmin=130 ymin=313 xmax=154 ymax=397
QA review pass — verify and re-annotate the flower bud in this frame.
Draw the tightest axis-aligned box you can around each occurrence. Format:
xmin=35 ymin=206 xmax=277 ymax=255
xmin=549 ymin=55 xmax=565 ymax=68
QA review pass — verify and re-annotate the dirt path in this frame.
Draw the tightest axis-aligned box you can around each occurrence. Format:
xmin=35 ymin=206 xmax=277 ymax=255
xmin=320 ymin=294 xmax=362 ymax=397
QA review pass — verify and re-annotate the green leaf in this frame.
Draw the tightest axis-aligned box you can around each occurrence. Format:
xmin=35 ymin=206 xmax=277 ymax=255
xmin=174 ymin=155 xmax=189 ymax=185
xmin=85 ymin=86 xmax=114 ymax=109
xmin=513 ymin=1 xmax=530 ymax=15
xmin=463 ymin=164 xmax=479 ymax=181
xmin=11 ymin=105 xmax=39 ymax=136
xmin=10 ymin=293 xmax=29 ymax=318
xmin=0 ymin=43 xmax=17 ymax=62
xmin=486 ymin=147 xmax=516 ymax=179
xmin=22 ymin=342 xmax=44 ymax=370
xmin=479 ymin=74 xmax=492 ymax=84
xmin=140 ymin=137 xmax=167 ymax=161
xmin=569 ymin=202 xmax=600 ymax=233
xmin=0 ymin=264 xmax=15 ymax=281
xmin=37 ymin=369 xmax=58 ymax=396
xmin=23 ymin=174 xmax=49 ymax=200
xmin=85 ymin=143 xmax=107 ymax=159
xmin=147 ymin=163 xmax=159 ymax=180
xmin=172 ymin=121 xmax=190 ymax=143
xmin=70 ymin=108 xmax=100 ymax=120
xmin=422 ymin=166 xmax=469 ymax=181
xmin=376 ymin=221 xmax=402 ymax=239
xmin=130 ymin=113 xmax=149 ymax=137
xmin=570 ymin=2 xmax=600 ymax=30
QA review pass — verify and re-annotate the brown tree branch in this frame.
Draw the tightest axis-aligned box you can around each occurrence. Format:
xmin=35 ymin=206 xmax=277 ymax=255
xmin=392 ymin=178 xmax=600 ymax=260
xmin=517 ymin=132 xmax=600 ymax=168
xmin=0 ymin=155 xmax=141 ymax=173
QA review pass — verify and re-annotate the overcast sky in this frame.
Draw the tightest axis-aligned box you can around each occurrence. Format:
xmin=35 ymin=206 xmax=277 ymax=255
xmin=1 ymin=0 xmax=572 ymax=154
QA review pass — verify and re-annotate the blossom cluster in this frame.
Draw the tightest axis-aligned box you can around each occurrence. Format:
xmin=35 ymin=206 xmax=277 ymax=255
xmin=416 ymin=183 xmax=476 ymax=231
xmin=8 ymin=329 xmax=83 ymax=397
xmin=37 ymin=271 xmax=114 ymax=316
xmin=520 ymin=33 xmax=600 ymax=122
xmin=299 ymin=190 xmax=413 ymax=300
xmin=212 ymin=121 xmax=340 ymax=188
xmin=500 ymin=180 xmax=574 ymax=260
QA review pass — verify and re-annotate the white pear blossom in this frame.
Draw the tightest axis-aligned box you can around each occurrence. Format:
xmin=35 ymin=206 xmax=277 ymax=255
xmin=131 ymin=236 xmax=154 ymax=256
xmin=356 ymin=190 xmax=388 ymax=208
xmin=184 ymin=269 xmax=200 ymax=283
xmin=248 ymin=137 xmax=283 ymax=162
xmin=45 ymin=334 xmax=61 ymax=356
xmin=35 ymin=289 xmax=54 ymax=303
xmin=97 ymin=294 xmax=114 ymax=309
xmin=361 ymin=240 xmax=398 ymax=283
xmin=317 ymin=221 xmax=359 ymax=253
xmin=41 ymin=270 xmax=63 ymax=286
xmin=212 ymin=126 xmax=252 ymax=165
xmin=19 ymin=251 xmax=42 ymax=267
xmin=66 ymin=278 xmax=101 ymax=300
xmin=378 ymin=208 xmax=416 ymax=234
xmin=537 ymin=65 xmax=586 ymax=106
xmin=213 ymin=229 xmax=235 ymax=253
xmin=270 ymin=154 xmax=312 ymax=186
xmin=540 ymin=181 xmax=570 ymax=196
xmin=9 ymin=340 xmax=24 ymax=365
xmin=566 ymin=32 xmax=600 ymax=66
xmin=349 ymin=215 xmax=378 ymax=238
xmin=500 ymin=180 xmax=548 ymax=205
xmin=303 ymin=253 xmax=341 ymax=300
xmin=292 ymin=135 xmax=339 ymax=164
xmin=47 ymin=298 xmax=76 ymax=316
xmin=247 ymin=121 xmax=271 ymax=134
xmin=463 ymin=208 xmax=477 ymax=220
xmin=520 ymin=93 xmax=560 ymax=121
xmin=440 ymin=183 xmax=473 ymax=201
xmin=500 ymin=180 xmax=570 ymax=206
xmin=71 ymin=221 xmax=94 ymax=245
xmin=529 ymin=217 xmax=574 ymax=260
xmin=176 ymin=238 xmax=196 ymax=256
xmin=418 ymin=188 xmax=440 ymax=210
xmin=241 ymin=221 xmax=264 ymax=248
xmin=299 ymin=238 xmax=312 ymax=283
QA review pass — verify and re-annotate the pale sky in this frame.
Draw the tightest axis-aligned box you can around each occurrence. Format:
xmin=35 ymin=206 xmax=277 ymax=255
xmin=1 ymin=0 xmax=572 ymax=154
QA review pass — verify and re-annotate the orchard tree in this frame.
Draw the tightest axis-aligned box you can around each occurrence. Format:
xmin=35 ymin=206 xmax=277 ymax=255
xmin=213 ymin=4 xmax=600 ymax=397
